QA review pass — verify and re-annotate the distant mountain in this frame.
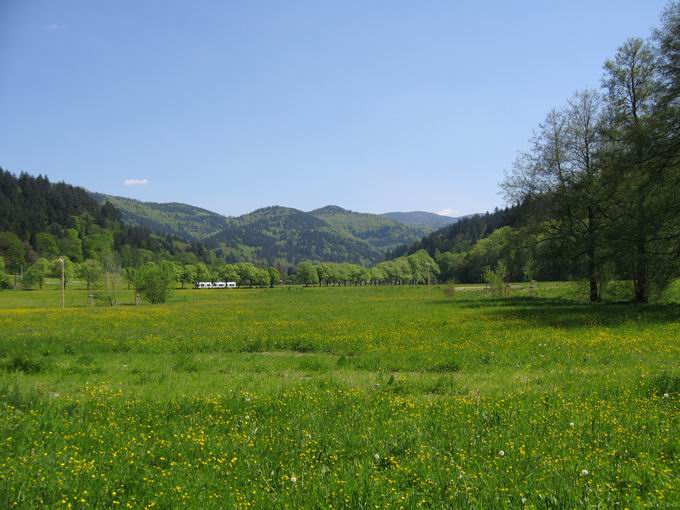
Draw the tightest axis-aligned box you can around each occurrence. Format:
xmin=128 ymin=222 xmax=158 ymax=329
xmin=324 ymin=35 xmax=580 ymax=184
xmin=310 ymin=205 xmax=429 ymax=251
xmin=206 ymin=206 xmax=382 ymax=265
xmin=91 ymin=193 xmax=229 ymax=241
xmin=91 ymin=194 xmax=460 ymax=265
xmin=381 ymin=211 xmax=464 ymax=229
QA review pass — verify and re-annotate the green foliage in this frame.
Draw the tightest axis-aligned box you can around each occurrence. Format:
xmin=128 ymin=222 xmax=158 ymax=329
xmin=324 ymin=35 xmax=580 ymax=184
xmin=483 ymin=261 xmax=510 ymax=298
xmin=35 ymin=232 xmax=60 ymax=258
xmin=296 ymin=261 xmax=319 ymax=286
xmin=83 ymin=230 xmax=114 ymax=259
xmin=50 ymin=257 xmax=76 ymax=288
xmin=0 ymin=257 xmax=10 ymax=288
xmin=135 ymin=261 xmax=176 ymax=304
xmin=78 ymin=259 xmax=104 ymax=290
xmin=23 ymin=258 xmax=51 ymax=290
xmin=179 ymin=264 xmax=197 ymax=289
xmin=0 ymin=231 xmax=26 ymax=272
xmin=268 ymin=267 xmax=280 ymax=287
xmin=60 ymin=228 xmax=84 ymax=262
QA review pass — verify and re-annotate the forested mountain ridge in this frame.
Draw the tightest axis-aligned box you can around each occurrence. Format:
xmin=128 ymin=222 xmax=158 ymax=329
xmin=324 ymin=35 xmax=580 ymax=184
xmin=91 ymin=193 xmax=229 ymax=241
xmin=0 ymin=169 xmax=211 ymax=278
xmin=310 ymin=205 xmax=430 ymax=251
xmin=91 ymin=194 xmax=445 ymax=264
xmin=388 ymin=205 xmax=526 ymax=259
xmin=206 ymin=206 xmax=383 ymax=265
xmin=381 ymin=211 xmax=463 ymax=229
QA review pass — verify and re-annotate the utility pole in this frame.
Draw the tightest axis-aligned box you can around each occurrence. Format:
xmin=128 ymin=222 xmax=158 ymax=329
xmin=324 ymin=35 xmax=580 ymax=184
xmin=58 ymin=257 xmax=65 ymax=309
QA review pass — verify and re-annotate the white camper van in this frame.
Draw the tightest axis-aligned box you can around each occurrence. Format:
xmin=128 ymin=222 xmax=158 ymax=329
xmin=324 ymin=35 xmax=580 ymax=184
xmin=214 ymin=281 xmax=227 ymax=289
xmin=197 ymin=282 xmax=213 ymax=289
xmin=226 ymin=281 xmax=237 ymax=288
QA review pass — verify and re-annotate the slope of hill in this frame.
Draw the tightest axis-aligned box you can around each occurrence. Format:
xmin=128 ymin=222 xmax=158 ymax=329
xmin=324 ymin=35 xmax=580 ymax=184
xmin=387 ymin=205 xmax=526 ymax=259
xmin=91 ymin=193 xmax=229 ymax=241
xmin=206 ymin=206 xmax=382 ymax=265
xmin=0 ymin=169 xmax=209 ymax=273
xmin=381 ymin=211 xmax=462 ymax=229
xmin=310 ymin=205 xmax=429 ymax=251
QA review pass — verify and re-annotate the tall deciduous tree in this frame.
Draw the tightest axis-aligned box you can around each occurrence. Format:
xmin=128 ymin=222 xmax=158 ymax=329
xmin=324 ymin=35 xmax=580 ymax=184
xmin=601 ymin=37 xmax=669 ymax=302
xmin=503 ymin=91 xmax=607 ymax=301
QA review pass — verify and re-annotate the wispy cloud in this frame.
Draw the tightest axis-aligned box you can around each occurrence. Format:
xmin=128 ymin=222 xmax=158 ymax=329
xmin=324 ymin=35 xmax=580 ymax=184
xmin=47 ymin=23 xmax=69 ymax=31
xmin=436 ymin=208 xmax=461 ymax=217
xmin=123 ymin=178 xmax=149 ymax=186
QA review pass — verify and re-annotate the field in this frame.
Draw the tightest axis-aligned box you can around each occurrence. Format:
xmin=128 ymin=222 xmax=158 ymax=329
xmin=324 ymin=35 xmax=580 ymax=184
xmin=0 ymin=283 xmax=678 ymax=509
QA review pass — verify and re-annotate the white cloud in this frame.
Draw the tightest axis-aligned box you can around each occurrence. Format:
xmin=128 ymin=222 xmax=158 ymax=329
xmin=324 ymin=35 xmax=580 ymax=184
xmin=123 ymin=178 xmax=149 ymax=186
xmin=436 ymin=208 xmax=461 ymax=217
xmin=47 ymin=23 xmax=68 ymax=31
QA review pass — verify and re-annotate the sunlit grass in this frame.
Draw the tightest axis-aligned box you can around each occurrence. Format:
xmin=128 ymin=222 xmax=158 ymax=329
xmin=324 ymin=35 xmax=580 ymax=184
xmin=0 ymin=285 xmax=678 ymax=508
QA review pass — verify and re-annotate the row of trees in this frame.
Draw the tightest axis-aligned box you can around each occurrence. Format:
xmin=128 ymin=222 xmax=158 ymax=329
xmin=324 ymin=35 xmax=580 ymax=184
xmin=294 ymin=250 xmax=440 ymax=286
xmin=501 ymin=2 xmax=680 ymax=303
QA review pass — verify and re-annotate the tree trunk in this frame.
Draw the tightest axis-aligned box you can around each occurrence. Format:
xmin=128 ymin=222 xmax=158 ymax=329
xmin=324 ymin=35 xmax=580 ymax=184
xmin=634 ymin=239 xmax=648 ymax=304
xmin=587 ymin=207 xmax=599 ymax=303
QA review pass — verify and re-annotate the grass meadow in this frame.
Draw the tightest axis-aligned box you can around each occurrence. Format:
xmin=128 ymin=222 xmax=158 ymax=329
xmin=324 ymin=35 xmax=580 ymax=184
xmin=0 ymin=282 xmax=678 ymax=508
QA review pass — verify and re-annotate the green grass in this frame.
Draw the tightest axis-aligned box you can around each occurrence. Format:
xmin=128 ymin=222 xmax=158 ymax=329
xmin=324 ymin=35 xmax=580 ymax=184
xmin=0 ymin=285 xmax=678 ymax=508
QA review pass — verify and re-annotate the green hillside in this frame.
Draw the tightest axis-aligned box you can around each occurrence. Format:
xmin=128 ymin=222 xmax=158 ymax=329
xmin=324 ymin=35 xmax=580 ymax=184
xmin=381 ymin=210 xmax=461 ymax=229
xmin=90 ymin=195 xmax=444 ymax=265
xmin=91 ymin=193 xmax=229 ymax=241
xmin=207 ymin=206 xmax=382 ymax=265
xmin=310 ymin=205 xmax=430 ymax=251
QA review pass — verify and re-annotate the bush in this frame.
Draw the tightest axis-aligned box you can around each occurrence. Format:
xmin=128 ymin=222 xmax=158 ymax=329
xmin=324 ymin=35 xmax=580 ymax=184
xmin=5 ymin=355 xmax=44 ymax=374
xmin=135 ymin=261 xmax=176 ymax=304
xmin=482 ymin=261 xmax=510 ymax=298
xmin=648 ymin=372 xmax=680 ymax=397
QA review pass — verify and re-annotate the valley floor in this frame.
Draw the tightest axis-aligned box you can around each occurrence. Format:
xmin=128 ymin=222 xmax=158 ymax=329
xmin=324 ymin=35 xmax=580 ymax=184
xmin=0 ymin=285 xmax=678 ymax=508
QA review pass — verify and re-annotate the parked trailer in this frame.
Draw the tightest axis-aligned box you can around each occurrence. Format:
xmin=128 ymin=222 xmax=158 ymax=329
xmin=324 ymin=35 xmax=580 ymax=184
xmin=195 ymin=281 xmax=238 ymax=289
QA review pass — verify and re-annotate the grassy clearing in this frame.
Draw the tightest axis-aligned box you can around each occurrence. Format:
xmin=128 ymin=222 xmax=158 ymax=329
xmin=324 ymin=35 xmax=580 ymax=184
xmin=0 ymin=285 xmax=678 ymax=508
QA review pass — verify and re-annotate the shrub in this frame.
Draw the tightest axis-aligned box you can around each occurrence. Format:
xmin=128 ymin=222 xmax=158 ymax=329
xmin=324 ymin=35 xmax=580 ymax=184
xmin=482 ymin=261 xmax=510 ymax=298
xmin=648 ymin=372 xmax=680 ymax=397
xmin=6 ymin=355 xmax=44 ymax=374
xmin=135 ymin=261 xmax=176 ymax=304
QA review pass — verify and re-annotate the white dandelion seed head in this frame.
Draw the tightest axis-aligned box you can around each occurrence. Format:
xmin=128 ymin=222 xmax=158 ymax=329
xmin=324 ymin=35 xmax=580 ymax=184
xmin=569 ymin=422 xmax=575 ymax=427
xmin=581 ymin=469 xmax=589 ymax=476
xmin=374 ymin=453 xmax=380 ymax=461
xmin=290 ymin=475 xmax=297 ymax=484
xmin=663 ymin=392 xmax=669 ymax=398
xmin=498 ymin=450 xmax=505 ymax=457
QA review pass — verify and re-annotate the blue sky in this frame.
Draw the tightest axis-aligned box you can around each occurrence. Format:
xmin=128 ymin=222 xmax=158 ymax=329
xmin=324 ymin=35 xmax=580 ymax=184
xmin=0 ymin=1 xmax=668 ymax=217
